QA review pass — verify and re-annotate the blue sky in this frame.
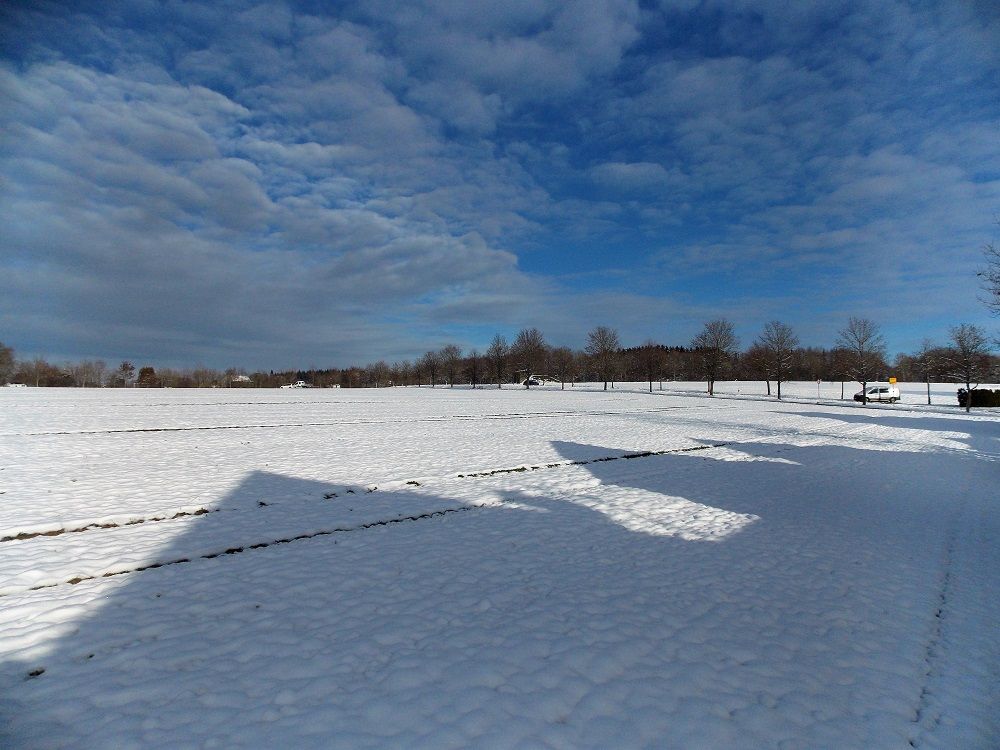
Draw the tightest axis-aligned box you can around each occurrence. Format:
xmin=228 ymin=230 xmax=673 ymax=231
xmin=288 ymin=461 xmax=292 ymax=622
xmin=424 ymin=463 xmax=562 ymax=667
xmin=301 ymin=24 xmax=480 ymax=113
xmin=1 ymin=0 xmax=998 ymax=368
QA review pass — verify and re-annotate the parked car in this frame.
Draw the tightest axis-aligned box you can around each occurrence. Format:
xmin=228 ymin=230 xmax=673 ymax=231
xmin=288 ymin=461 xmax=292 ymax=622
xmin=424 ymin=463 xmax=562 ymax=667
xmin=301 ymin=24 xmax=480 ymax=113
xmin=279 ymin=380 xmax=312 ymax=389
xmin=853 ymin=384 xmax=900 ymax=403
xmin=521 ymin=375 xmax=558 ymax=386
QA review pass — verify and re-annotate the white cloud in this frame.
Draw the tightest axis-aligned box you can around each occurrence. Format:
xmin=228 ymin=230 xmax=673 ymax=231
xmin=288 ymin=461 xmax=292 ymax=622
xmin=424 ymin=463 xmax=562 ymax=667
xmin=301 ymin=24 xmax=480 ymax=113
xmin=1 ymin=0 xmax=997 ymax=365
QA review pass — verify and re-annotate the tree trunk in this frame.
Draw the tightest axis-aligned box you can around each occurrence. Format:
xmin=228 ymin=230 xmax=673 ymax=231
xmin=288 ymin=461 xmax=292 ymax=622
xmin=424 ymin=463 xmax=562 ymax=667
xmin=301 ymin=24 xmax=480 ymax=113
xmin=777 ymin=380 xmax=781 ymax=400
xmin=765 ymin=380 xmax=771 ymax=396
xmin=603 ymin=381 xmax=607 ymax=391
xmin=966 ymin=378 xmax=972 ymax=413
xmin=926 ymin=379 xmax=931 ymax=405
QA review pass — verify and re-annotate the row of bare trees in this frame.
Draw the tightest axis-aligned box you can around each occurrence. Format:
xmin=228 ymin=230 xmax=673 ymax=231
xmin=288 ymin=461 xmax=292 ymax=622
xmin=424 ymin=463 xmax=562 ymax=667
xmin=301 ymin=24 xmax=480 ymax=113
xmin=1 ymin=319 xmax=995 ymax=409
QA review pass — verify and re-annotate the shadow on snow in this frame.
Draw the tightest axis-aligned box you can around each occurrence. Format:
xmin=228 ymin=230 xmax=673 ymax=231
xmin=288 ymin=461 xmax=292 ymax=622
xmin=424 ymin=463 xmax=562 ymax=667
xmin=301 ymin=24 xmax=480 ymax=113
xmin=1 ymin=436 xmax=997 ymax=748
xmin=792 ymin=411 xmax=1000 ymax=457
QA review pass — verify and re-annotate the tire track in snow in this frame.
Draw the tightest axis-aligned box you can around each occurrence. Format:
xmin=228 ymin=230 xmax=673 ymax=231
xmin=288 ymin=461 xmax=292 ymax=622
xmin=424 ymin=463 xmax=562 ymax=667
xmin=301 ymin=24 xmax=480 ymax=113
xmin=908 ymin=503 xmax=961 ymax=748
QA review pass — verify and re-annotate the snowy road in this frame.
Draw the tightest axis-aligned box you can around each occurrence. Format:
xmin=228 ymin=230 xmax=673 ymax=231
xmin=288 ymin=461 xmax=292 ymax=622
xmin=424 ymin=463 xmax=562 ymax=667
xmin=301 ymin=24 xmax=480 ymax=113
xmin=1 ymin=386 xmax=997 ymax=748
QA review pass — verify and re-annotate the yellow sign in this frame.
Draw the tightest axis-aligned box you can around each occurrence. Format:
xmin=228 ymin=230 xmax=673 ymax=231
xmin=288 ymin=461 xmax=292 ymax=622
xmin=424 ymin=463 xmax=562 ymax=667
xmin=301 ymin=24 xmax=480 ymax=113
xmin=888 ymin=377 xmax=897 ymax=384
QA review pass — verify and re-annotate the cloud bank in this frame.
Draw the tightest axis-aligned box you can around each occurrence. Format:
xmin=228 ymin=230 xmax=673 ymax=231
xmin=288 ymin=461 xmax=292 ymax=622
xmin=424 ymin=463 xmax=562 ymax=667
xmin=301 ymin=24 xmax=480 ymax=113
xmin=1 ymin=1 xmax=997 ymax=366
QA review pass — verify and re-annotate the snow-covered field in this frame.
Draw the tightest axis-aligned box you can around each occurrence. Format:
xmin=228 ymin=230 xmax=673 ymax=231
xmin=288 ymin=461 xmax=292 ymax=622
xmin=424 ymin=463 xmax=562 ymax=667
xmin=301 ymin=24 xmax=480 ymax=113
xmin=1 ymin=385 xmax=997 ymax=749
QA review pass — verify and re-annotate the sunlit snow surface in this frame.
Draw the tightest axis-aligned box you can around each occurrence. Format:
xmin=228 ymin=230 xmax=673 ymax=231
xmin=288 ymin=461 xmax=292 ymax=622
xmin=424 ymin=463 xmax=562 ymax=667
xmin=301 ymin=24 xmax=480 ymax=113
xmin=1 ymin=384 xmax=997 ymax=749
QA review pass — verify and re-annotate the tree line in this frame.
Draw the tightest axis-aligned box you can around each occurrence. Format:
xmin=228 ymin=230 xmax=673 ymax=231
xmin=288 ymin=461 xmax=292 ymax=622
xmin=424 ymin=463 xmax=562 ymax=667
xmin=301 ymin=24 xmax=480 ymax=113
xmin=2 ymin=317 xmax=995 ymax=409
xmin=3 ymin=213 xmax=999 ymax=398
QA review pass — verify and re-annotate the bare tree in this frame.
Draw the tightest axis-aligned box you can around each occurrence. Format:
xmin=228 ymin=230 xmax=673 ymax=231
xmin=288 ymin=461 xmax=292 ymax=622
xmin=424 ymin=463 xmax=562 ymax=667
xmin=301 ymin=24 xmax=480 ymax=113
xmin=13 ymin=357 xmax=71 ymax=387
xmin=486 ymin=334 xmax=509 ymax=389
xmin=0 ymin=341 xmax=15 ymax=385
xmin=94 ymin=360 xmax=107 ymax=388
xmin=914 ymin=339 xmax=944 ymax=405
xmin=511 ymin=328 xmax=547 ymax=388
xmin=191 ymin=367 xmax=220 ymax=387
xmin=420 ymin=351 xmax=440 ymax=387
xmin=465 ymin=349 xmax=481 ymax=388
xmin=947 ymin=324 xmax=991 ymax=412
xmin=408 ymin=360 xmax=422 ymax=387
xmin=368 ymin=360 xmax=390 ymax=387
xmin=585 ymin=326 xmax=621 ymax=391
xmin=439 ymin=344 xmax=463 ymax=387
xmin=982 ymin=235 xmax=1000 ymax=317
xmin=638 ymin=341 xmax=666 ymax=393
xmin=67 ymin=360 xmax=89 ymax=388
xmin=742 ymin=344 xmax=771 ymax=395
xmin=393 ymin=360 xmax=412 ymax=386
xmin=550 ymin=346 xmax=575 ymax=390
xmin=692 ymin=319 xmax=738 ymax=395
xmin=116 ymin=360 xmax=136 ymax=388
xmin=755 ymin=321 xmax=799 ymax=400
xmin=836 ymin=318 xmax=886 ymax=404
xmin=22 ymin=357 xmax=44 ymax=387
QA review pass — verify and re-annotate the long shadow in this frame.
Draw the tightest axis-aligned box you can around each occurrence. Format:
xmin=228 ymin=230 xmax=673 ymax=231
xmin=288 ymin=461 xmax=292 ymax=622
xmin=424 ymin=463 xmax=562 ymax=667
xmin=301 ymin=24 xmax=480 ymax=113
xmin=1 ymin=439 xmax=997 ymax=748
xmin=1 ymin=470 xmax=666 ymax=748
xmin=793 ymin=411 xmax=1000 ymax=456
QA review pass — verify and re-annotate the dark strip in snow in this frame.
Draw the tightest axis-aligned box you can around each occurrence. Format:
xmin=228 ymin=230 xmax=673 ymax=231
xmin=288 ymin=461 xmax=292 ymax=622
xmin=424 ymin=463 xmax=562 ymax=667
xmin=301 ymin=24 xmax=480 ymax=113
xmin=16 ymin=506 xmax=481 ymax=597
xmin=0 ymin=442 xmax=734 ymax=544
xmin=456 ymin=442 xmax=731 ymax=478
xmin=4 ymin=405 xmax=702 ymax=437
xmin=0 ymin=508 xmax=216 ymax=543
xmin=908 ymin=513 xmax=960 ymax=747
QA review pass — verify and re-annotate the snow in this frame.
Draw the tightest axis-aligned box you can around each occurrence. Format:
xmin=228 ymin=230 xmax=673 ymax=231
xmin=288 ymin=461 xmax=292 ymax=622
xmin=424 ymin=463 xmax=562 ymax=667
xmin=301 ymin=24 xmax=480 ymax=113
xmin=1 ymin=385 xmax=997 ymax=748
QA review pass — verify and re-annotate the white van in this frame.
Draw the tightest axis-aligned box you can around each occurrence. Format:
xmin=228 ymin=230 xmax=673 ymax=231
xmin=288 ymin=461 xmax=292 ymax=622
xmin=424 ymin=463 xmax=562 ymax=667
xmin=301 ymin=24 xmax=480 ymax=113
xmin=853 ymin=384 xmax=900 ymax=403
xmin=279 ymin=380 xmax=312 ymax=389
